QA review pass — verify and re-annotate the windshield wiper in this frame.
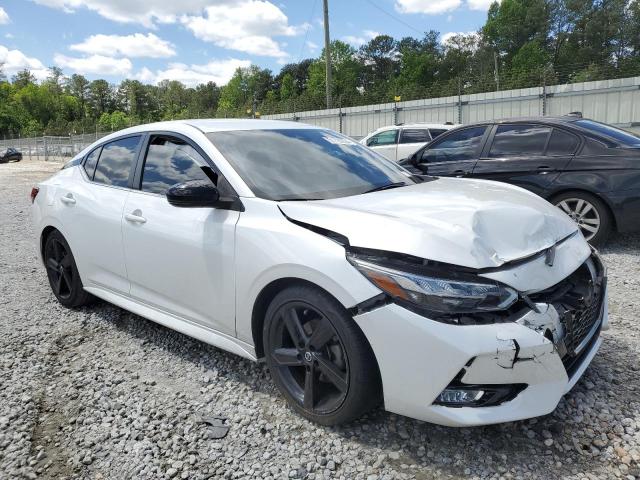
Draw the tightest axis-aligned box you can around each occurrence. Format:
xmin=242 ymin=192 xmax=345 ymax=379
xmin=363 ymin=182 xmax=408 ymax=194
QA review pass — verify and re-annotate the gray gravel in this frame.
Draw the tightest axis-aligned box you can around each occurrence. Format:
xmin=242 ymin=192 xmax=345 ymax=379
xmin=1 ymin=158 xmax=639 ymax=480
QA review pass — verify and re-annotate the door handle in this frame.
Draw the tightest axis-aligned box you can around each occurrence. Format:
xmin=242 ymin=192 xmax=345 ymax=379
xmin=537 ymin=166 xmax=552 ymax=174
xmin=125 ymin=210 xmax=147 ymax=224
xmin=60 ymin=194 xmax=76 ymax=205
xmin=452 ymin=169 xmax=466 ymax=177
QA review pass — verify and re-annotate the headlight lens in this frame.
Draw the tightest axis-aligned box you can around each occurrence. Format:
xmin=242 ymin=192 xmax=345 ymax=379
xmin=348 ymin=255 xmax=517 ymax=315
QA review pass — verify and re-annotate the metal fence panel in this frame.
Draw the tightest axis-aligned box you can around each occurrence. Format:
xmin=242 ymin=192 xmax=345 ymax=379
xmin=263 ymin=76 xmax=640 ymax=137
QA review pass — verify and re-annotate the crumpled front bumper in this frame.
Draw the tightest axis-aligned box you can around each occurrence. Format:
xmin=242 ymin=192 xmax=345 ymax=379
xmin=353 ymin=275 xmax=608 ymax=427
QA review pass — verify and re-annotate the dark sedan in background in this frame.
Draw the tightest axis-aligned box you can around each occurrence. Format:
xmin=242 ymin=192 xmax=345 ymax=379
xmin=0 ymin=147 xmax=22 ymax=163
xmin=400 ymin=116 xmax=640 ymax=245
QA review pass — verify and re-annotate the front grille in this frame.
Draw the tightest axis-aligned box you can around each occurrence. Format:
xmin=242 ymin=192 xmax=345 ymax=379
xmin=529 ymin=252 xmax=606 ymax=374
xmin=562 ymin=279 xmax=605 ymax=355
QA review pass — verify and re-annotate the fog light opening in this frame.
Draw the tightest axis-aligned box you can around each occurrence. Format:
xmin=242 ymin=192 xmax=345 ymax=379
xmin=433 ymin=382 xmax=527 ymax=408
xmin=436 ymin=388 xmax=484 ymax=405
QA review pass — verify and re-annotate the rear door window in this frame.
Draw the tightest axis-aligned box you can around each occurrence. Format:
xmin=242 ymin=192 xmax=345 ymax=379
xmin=93 ymin=136 xmax=141 ymax=188
xmin=546 ymin=129 xmax=580 ymax=156
xmin=488 ymin=124 xmax=551 ymax=157
xmin=399 ymin=129 xmax=430 ymax=144
xmin=429 ymin=128 xmax=448 ymax=139
xmin=83 ymin=147 xmax=101 ymax=180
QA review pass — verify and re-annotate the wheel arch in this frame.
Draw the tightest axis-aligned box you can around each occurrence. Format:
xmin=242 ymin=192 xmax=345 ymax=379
xmin=250 ymin=277 xmax=379 ymax=372
xmin=547 ymin=187 xmax=618 ymax=232
xmin=40 ymin=225 xmax=60 ymax=262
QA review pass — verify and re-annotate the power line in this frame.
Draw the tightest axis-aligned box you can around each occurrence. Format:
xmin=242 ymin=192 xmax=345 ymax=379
xmin=297 ymin=0 xmax=319 ymax=62
xmin=363 ymin=0 xmax=424 ymax=35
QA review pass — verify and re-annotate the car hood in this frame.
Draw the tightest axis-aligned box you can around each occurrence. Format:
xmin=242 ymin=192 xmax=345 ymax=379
xmin=279 ymin=178 xmax=579 ymax=270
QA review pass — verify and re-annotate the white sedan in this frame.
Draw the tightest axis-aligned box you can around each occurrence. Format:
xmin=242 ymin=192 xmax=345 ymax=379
xmin=31 ymin=119 xmax=607 ymax=426
xmin=360 ymin=123 xmax=455 ymax=161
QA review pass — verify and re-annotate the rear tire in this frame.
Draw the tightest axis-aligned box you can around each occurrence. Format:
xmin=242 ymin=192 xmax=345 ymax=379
xmin=263 ymin=284 xmax=381 ymax=425
xmin=43 ymin=230 xmax=92 ymax=308
xmin=552 ymin=191 xmax=612 ymax=246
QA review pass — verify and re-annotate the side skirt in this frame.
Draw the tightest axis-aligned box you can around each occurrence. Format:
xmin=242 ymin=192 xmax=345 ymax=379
xmin=84 ymin=285 xmax=257 ymax=361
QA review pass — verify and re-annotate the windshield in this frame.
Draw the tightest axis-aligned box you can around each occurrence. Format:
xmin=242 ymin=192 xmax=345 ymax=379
xmin=207 ymin=128 xmax=416 ymax=201
xmin=575 ymin=119 xmax=640 ymax=147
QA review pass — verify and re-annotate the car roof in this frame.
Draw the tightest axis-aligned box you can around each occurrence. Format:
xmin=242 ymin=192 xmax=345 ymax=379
xmin=367 ymin=123 xmax=457 ymax=136
xmin=462 ymin=116 xmax=581 ymax=128
xmin=103 ymin=119 xmax=318 ymax=137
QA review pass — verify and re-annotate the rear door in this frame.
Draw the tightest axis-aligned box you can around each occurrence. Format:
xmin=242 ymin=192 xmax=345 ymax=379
xmin=57 ymin=135 xmax=142 ymax=294
xmin=121 ymin=133 xmax=239 ymax=336
xmin=471 ymin=124 xmax=578 ymax=196
xmin=397 ymin=128 xmax=431 ymax=161
xmin=415 ymin=126 xmax=488 ymax=176
xmin=365 ymin=129 xmax=399 ymax=161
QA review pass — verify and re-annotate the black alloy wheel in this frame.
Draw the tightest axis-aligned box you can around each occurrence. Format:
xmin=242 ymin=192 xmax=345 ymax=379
xmin=264 ymin=285 xmax=381 ymax=425
xmin=270 ymin=301 xmax=349 ymax=414
xmin=44 ymin=230 xmax=91 ymax=307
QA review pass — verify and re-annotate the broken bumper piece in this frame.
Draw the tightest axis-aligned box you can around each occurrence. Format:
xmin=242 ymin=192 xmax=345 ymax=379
xmin=353 ymin=284 xmax=607 ymax=427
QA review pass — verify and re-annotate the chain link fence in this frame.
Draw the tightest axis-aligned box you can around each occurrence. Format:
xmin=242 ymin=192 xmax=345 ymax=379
xmin=0 ymin=132 xmax=115 ymax=163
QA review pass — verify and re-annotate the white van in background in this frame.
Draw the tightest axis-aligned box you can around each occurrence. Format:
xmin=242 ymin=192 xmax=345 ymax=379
xmin=360 ymin=123 xmax=456 ymax=161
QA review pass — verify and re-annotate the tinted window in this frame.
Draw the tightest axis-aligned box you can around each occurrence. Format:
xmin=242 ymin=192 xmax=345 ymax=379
xmin=141 ymin=136 xmax=210 ymax=194
xmin=489 ymin=124 xmax=551 ymax=157
xmin=367 ymin=130 xmax=397 ymax=146
xmin=207 ymin=129 xmax=415 ymax=201
xmin=93 ymin=136 xmax=140 ymax=188
xmin=83 ymin=147 xmax=101 ymax=180
xmin=546 ymin=129 xmax=580 ymax=156
xmin=429 ymin=129 xmax=448 ymax=139
xmin=400 ymin=129 xmax=430 ymax=144
xmin=421 ymin=127 xmax=486 ymax=163
xmin=575 ymin=119 xmax=640 ymax=147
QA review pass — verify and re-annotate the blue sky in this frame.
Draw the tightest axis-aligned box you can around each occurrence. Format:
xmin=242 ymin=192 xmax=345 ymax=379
xmin=0 ymin=0 xmax=490 ymax=86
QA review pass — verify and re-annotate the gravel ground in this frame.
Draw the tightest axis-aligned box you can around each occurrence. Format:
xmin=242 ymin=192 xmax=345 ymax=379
xmin=1 ymin=158 xmax=639 ymax=480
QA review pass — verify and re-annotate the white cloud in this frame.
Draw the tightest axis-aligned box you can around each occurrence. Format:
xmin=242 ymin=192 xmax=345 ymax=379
xmin=467 ymin=0 xmax=497 ymax=10
xmin=133 ymin=67 xmax=156 ymax=83
xmin=306 ymin=41 xmax=318 ymax=52
xmin=441 ymin=31 xmax=477 ymax=44
xmin=135 ymin=59 xmax=251 ymax=87
xmin=33 ymin=0 xmax=219 ymax=28
xmin=395 ymin=0 xmax=462 ymax=14
xmin=342 ymin=30 xmax=379 ymax=47
xmin=182 ymin=1 xmax=304 ymax=57
xmin=5 ymin=33 xmax=14 ymax=39
xmin=70 ymin=33 xmax=175 ymax=58
xmin=0 ymin=7 xmax=9 ymax=25
xmin=54 ymin=53 xmax=132 ymax=76
xmin=0 ymin=45 xmax=48 ymax=80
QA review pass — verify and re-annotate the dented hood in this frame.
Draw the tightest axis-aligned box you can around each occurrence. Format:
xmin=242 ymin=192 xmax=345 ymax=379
xmin=279 ymin=178 xmax=579 ymax=270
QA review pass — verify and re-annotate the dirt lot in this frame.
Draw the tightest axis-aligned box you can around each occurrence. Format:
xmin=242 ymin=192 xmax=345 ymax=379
xmin=1 ymin=158 xmax=639 ymax=480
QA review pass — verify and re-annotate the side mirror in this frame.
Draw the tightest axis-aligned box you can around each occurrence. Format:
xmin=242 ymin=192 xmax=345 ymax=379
xmin=409 ymin=151 xmax=420 ymax=167
xmin=166 ymin=180 xmax=220 ymax=208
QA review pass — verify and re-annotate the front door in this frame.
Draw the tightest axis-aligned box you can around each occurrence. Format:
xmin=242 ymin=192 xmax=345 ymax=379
xmin=365 ymin=129 xmax=399 ymax=161
xmin=121 ymin=134 xmax=239 ymax=336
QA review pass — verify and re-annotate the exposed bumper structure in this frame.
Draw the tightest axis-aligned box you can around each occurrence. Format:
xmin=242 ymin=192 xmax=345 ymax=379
xmin=353 ymin=252 xmax=608 ymax=427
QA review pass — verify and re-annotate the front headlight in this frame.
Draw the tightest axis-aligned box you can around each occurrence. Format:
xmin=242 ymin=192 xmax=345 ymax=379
xmin=347 ymin=254 xmax=517 ymax=316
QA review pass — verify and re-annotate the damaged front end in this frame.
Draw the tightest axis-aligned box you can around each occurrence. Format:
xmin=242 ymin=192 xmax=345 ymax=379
xmin=348 ymin=238 xmax=607 ymax=419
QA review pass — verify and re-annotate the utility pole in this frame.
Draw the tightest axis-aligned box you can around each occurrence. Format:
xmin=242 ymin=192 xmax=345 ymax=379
xmin=323 ymin=0 xmax=332 ymax=109
xmin=494 ymin=52 xmax=500 ymax=92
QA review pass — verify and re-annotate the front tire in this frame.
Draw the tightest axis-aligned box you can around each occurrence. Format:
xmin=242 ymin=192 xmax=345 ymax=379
xmin=43 ymin=230 xmax=91 ymax=308
xmin=552 ymin=191 xmax=612 ymax=246
xmin=263 ymin=285 xmax=381 ymax=425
